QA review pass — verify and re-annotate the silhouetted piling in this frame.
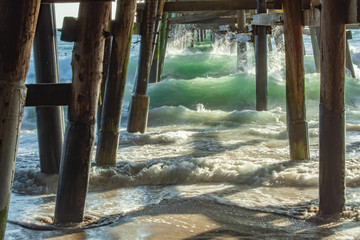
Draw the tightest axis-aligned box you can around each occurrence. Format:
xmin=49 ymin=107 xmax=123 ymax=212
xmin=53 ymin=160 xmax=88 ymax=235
xmin=255 ymin=0 xmax=267 ymax=111
xmin=128 ymin=0 xmax=159 ymax=133
xmin=149 ymin=0 xmax=166 ymax=84
xmin=309 ymin=26 xmax=320 ymax=73
xmin=96 ymin=0 xmax=137 ymax=166
xmin=283 ymin=0 xmax=309 ymax=160
xmin=319 ymin=0 xmax=346 ymax=216
xmin=0 ymin=1 xmax=40 ymax=238
xmin=237 ymin=10 xmax=247 ymax=72
xmin=346 ymin=31 xmax=355 ymax=78
xmin=97 ymin=11 xmax=112 ymax=136
xmin=54 ymin=2 xmax=111 ymax=224
xmin=33 ymin=3 xmax=64 ymax=174
xmin=158 ymin=11 xmax=170 ymax=81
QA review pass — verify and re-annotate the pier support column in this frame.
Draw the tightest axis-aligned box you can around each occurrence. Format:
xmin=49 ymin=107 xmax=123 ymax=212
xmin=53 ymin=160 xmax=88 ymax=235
xmin=255 ymin=0 xmax=267 ymax=111
xmin=96 ymin=0 xmax=137 ymax=166
xmin=128 ymin=0 xmax=159 ymax=133
xmin=0 ymin=1 xmax=40 ymax=238
xmin=200 ymin=29 xmax=204 ymax=41
xmin=237 ymin=10 xmax=247 ymax=72
xmin=283 ymin=0 xmax=309 ymax=160
xmin=149 ymin=39 xmax=160 ymax=83
xmin=310 ymin=26 xmax=320 ymax=73
xmin=346 ymin=31 xmax=355 ymax=78
xmin=54 ymin=2 xmax=110 ymax=224
xmin=34 ymin=3 xmax=64 ymax=174
xmin=158 ymin=11 xmax=170 ymax=80
xmin=97 ymin=12 xmax=112 ymax=136
xmin=319 ymin=0 xmax=346 ymax=216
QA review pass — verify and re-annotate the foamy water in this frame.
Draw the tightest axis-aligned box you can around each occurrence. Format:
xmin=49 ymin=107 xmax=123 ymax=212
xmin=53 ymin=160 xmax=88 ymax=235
xmin=5 ymin=30 xmax=360 ymax=239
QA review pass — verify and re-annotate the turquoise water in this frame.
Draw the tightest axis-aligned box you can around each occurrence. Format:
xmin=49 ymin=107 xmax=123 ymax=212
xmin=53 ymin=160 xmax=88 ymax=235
xmin=6 ymin=30 xmax=360 ymax=239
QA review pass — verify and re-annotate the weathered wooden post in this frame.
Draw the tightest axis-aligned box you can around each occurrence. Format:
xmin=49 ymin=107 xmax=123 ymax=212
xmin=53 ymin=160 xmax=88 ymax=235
xmin=0 ymin=1 xmax=40 ymax=238
xmin=200 ymin=28 xmax=204 ymax=41
xmin=127 ymin=0 xmax=159 ymax=133
xmin=149 ymin=0 xmax=166 ymax=84
xmin=309 ymin=26 xmax=320 ymax=73
xmin=33 ymin=3 xmax=64 ymax=174
xmin=283 ymin=0 xmax=309 ymax=160
xmin=319 ymin=0 xmax=346 ymax=216
xmin=346 ymin=31 xmax=355 ymax=78
xmin=190 ymin=28 xmax=195 ymax=47
xmin=237 ymin=10 xmax=247 ymax=72
xmin=255 ymin=0 xmax=268 ymax=111
xmin=149 ymin=39 xmax=160 ymax=83
xmin=158 ymin=11 xmax=170 ymax=81
xmin=97 ymin=12 xmax=112 ymax=136
xmin=54 ymin=2 xmax=110 ymax=224
xmin=267 ymin=36 xmax=273 ymax=52
xmin=95 ymin=0 xmax=137 ymax=166
xmin=197 ymin=29 xmax=200 ymax=42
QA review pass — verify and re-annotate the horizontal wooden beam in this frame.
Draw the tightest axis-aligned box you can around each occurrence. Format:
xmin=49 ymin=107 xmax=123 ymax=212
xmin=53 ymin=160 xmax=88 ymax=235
xmin=42 ymin=0 xmax=114 ymax=3
xmin=160 ymin=0 xmax=282 ymax=12
xmin=25 ymin=83 xmax=71 ymax=107
xmin=168 ymin=11 xmax=236 ymax=24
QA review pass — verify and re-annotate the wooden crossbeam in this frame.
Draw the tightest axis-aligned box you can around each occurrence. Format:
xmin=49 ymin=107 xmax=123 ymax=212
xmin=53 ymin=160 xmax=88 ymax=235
xmin=168 ymin=11 xmax=236 ymax=24
xmin=41 ymin=0 xmax=114 ymax=3
xmin=160 ymin=0 xmax=282 ymax=12
xmin=25 ymin=83 xmax=71 ymax=106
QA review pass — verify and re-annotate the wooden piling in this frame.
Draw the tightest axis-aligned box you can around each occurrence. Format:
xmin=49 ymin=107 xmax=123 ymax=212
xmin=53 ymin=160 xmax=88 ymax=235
xmin=97 ymin=11 xmax=112 ymax=136
xmin=237 ymin=10 xmax=247 ymax=72
xmin=149 ymin=38 xmax=160 ymax=83
xmin=309 ymin=26 xmax=320 ymax=73
xmin=95 ymin=0 xmax=137 ymax=166
xmin=283 ymin=0 xmax=309 ymax=160
xmin=200 ymin=28 xmax=204 ymax=41
xmin=0 ymin=1 xmax=40 ymax=238
xmin=54 ymin=2 xmax=110 ymax=224
xmin=346 ymin=31 xmax=355 ymax=78
xmin=149 ymin=0 xmax=166 ymax=84
xmin=255 ymin=0 xmax=267 ymax=111
xmin=33 ymin=3 xmax=64 ymax=174
xmin=191 ymin=28 xmax=195 ymax=47
xmin=158 ymin=11 xmax=170 ymax=81
xmin=319 ymin=0 xmax=346 ymax=216
xmin=128 ymin=0 xmax=159 ymax=133
xmin=267 ymin=36 xmax=273 ymax=52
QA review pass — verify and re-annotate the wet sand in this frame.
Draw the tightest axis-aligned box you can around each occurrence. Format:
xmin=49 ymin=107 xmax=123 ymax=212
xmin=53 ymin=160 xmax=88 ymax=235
xmin=6 ymin=195 xmax=360 ymax=240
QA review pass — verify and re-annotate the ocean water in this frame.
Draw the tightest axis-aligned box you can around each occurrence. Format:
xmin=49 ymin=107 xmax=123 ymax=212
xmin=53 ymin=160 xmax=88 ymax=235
xmin=5 ymin=30 xmax=360 ymax=239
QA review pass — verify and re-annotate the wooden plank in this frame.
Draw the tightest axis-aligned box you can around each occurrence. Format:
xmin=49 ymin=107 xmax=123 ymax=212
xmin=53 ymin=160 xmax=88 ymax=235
xmin=42 ymin=0 xmax=114 ymax=2
xmin=161 ymin=0 xmax=282 ymax=12
xmin=168 ymin=11 xmax=236 ymax=24
xmin=25 ymin=83 xmax=71 ymax=106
